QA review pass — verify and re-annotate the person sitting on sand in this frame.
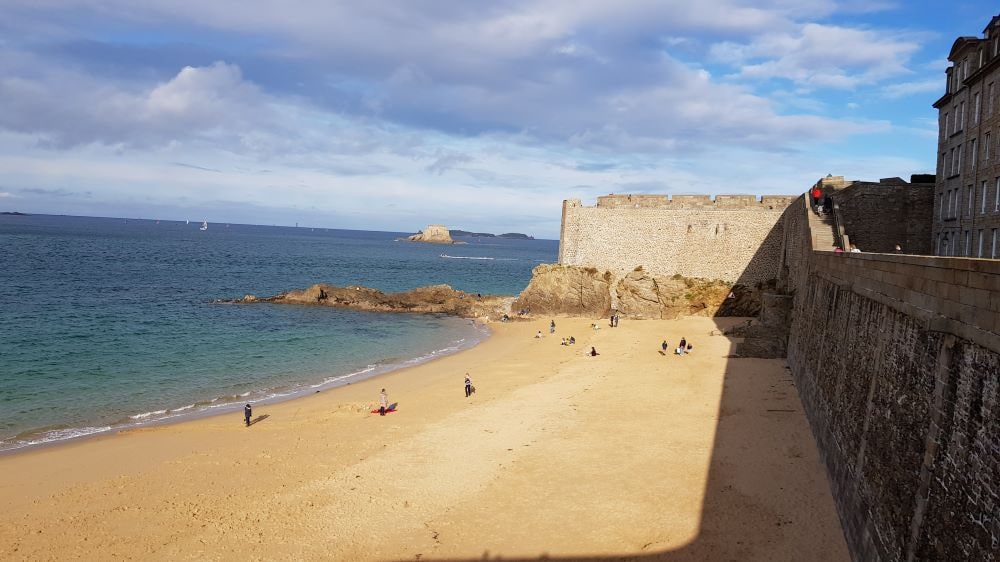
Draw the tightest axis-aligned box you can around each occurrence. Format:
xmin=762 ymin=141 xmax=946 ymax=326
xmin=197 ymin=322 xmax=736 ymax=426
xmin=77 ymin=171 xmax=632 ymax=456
xmin=592 ymin=323 xmax=600 ymax=330
xmin=590 ymin=347 xmax=599 ymax=356
xmin=569 ymin=336 xmax=575 ymax=345
xmin=561 ymin=337 xmax=568 ymax=346
xmin=535 ymin=330 xmax=542 ymax=338
xmin=379 ymin=389 xmax=389 ymax=416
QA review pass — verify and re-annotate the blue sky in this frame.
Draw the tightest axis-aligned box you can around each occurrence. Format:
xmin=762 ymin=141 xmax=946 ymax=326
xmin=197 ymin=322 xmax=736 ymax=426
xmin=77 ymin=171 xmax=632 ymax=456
xmin=0 ymin=1 xmax=997 ymax=238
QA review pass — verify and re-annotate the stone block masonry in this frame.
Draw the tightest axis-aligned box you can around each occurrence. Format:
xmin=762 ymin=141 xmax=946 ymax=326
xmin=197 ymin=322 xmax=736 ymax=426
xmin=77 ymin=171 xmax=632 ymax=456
xmin=781 ymin=195 xmax=1000 ymax=561
xmin=558 ymin=194 xmax=796 ymax=284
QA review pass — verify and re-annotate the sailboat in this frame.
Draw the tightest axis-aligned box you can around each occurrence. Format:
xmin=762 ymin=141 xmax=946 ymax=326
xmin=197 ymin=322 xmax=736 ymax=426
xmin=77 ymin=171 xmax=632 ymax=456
xmin=186 ymin=219 xmax=190 ymax=225
xmin=200 ymin=221 xmax=208 ymax=231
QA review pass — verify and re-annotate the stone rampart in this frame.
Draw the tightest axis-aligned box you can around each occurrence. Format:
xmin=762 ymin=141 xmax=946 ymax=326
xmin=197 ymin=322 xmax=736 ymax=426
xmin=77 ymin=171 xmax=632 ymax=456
xmin=559 ymin=195 xmax=795 ymax=284
xmin=830 ymin=180 xmax=934 ymax=255
xmin=782 ymin=199 xmax=1000 ymax=561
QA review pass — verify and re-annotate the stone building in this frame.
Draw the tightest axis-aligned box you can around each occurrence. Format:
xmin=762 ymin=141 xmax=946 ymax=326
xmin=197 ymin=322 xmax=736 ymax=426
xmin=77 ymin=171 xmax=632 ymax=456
xmin=933 ymin=14 xmax=1000 ymax=258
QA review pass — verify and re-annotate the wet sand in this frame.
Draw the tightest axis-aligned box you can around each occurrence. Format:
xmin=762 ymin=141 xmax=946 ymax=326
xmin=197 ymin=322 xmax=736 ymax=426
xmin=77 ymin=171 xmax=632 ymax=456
xmin=0 ymin=317 xmax=848 ymax=561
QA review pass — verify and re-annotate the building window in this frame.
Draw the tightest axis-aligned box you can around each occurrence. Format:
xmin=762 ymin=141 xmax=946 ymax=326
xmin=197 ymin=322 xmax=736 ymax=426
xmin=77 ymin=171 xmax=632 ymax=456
xmin=944 ymin=113 xmax=950 ymax=138
xmin=960 ymin=102 xmax=966 ymax=131
xmin=971 ymin=138 xmax=978 ymax=169
xmin=990 ymin=83 xmax=996 ymax=115
xmin=979 ymin=230 xmax=985 ymax=257
xmin=986 ymin=133 xmax=991 ymax=162
xmin=975 ymin=92 xmax=981 ymax=124
xmin=968 ymin=185 xmax=974 ymax=217
xmin=957 ymin=143 xmax=963 ymax=174
xmin=995 ymin=177 xmax=1000 ymax=211
xmin=993 ymin=229 xmax=998 ymax=259
xmin=983 ymin=181 xmax=989 ymax=213
xmin=965 ymin=230 xmax=971 ymax=256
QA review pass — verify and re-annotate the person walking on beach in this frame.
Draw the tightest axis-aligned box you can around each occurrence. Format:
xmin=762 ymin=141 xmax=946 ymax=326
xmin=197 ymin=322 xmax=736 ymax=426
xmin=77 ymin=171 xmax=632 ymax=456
xmin=661 ymin=340 xmax=669 ymax=353
xmin=677 ymin=337 xmax=687 ymax=356
xmin=550 ymin=320 xmax=556 ymax=334
xmin=465 ymin=373 xmax=473 ymax=398
xmin=379 ymin=389 xmax=389 ymax=416
xmin=244 ymin=403 xmax=252 ymax=427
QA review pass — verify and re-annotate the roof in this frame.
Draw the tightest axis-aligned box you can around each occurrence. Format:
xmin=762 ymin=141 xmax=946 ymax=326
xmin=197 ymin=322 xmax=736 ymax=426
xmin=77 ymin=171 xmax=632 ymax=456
xmin=949 ymin=36 xmax=982 ymax=60
xmin=984 ymin=15 xmax=1000 ymax=34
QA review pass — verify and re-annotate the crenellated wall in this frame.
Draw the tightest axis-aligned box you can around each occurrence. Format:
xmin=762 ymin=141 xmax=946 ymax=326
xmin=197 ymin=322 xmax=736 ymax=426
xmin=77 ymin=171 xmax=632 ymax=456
xmin=559 ymin=194 xmax=796 ymax=284
xmin=781 ymin=197 xmax=1000 ymax=561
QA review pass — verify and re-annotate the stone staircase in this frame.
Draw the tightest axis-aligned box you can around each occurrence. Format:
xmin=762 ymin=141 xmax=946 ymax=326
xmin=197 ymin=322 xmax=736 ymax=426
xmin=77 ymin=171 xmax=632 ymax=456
xmin=807 ymin=209 xmax=840 ymax=251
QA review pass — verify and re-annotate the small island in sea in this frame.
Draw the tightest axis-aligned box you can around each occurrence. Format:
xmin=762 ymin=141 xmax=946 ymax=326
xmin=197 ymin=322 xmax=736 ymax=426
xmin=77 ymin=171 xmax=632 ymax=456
xmin=1 ymin=211 xmax=31 ymax=216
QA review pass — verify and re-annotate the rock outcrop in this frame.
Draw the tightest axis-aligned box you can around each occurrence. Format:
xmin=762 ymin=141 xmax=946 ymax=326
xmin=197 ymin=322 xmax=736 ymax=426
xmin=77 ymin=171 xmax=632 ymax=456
xmin=511 ymin=264 xmax=613 ymax=316
xmin=404 ymin=225 xmax=461 ymax=244
xmin=221 ymin=283 xmax=512 ymax=320
xmin=512 ymin=264 xmax=734 ymax=319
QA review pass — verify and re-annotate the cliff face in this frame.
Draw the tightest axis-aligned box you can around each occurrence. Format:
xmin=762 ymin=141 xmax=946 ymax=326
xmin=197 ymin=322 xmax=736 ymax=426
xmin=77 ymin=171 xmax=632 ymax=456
xmin=406 ymin=224 xmax=458 ymax=244
xmin=510 ymin=264 xmax=613 ymax=316
xmin=512 ymin=264 xmax=736 ymax=319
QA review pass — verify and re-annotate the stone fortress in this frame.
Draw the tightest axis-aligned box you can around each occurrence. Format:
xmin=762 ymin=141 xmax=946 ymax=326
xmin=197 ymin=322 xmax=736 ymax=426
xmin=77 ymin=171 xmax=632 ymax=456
xmin=551 ymin=15 xmax=1000 ymax=562
xmin=558 ymin=194 xmax=795 ymax=284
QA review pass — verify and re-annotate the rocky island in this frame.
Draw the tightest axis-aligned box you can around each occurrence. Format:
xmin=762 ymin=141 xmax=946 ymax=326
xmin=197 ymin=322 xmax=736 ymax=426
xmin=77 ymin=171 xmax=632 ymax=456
xmin=401 ymin=224 xmax=464 ymax=244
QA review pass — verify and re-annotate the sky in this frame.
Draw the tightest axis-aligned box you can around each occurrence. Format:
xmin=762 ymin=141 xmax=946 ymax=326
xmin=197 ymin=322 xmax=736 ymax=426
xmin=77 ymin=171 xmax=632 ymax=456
xmin=0 ymin=1 xmax=997 ymax=238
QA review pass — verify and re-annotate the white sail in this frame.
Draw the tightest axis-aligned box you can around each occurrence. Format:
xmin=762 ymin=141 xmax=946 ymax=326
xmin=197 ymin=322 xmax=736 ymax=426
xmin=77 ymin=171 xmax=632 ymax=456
xmin=200 ymin=221 xmax=208 ymax=231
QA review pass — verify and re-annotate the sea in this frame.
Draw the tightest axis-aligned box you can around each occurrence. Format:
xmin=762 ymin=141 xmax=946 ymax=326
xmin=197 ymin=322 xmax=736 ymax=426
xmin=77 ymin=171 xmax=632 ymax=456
xmin=0 ymin=214 xmax=557 ymax=453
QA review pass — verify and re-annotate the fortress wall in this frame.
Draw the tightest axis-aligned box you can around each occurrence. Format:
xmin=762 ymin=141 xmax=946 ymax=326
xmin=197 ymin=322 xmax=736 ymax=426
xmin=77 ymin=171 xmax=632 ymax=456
xmin=783 ymin=208 xmax=1000 ymax=560
xmin=559 ymin=196 xmax=792 ymax=283
xmin=831 ymin=181 xmax=935 ymax=255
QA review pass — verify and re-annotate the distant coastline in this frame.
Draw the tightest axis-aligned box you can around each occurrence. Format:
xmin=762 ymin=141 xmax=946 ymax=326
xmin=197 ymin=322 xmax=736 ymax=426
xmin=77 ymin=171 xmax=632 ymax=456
xmin=1 ymin=211 xmax=30 ymax=216
xmin=451 ymin=230 xmax=534 ymax=240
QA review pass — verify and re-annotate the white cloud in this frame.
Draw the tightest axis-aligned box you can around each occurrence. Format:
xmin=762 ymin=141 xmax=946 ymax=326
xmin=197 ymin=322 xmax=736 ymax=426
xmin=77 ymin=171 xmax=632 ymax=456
xmin=711 ymin=23 xmax=924 ymax=89
xmin=880 ymin=79 xmax=942 ymax=99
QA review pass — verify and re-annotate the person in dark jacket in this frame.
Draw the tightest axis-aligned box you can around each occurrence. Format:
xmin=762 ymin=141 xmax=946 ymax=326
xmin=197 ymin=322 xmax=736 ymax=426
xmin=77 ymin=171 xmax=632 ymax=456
xmin=244 ymin=403 xmax=252 ymax=427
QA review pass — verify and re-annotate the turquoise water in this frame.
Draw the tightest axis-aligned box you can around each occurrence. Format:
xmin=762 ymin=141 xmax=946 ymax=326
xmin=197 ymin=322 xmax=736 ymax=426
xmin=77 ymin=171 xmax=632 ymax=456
xmin=0 ymin=214 xmax=557 ymax=451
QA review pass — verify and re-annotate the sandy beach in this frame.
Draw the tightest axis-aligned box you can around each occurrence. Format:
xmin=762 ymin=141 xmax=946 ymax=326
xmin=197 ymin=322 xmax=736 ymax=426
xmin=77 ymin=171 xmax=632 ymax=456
xmin=0 ymin=316 xmax=848 ymax=561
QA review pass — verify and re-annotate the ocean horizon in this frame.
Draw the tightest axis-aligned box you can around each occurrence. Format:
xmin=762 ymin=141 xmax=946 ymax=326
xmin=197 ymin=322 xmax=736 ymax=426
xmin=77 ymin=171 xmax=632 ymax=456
xmin=0 ymin=213 xmax=557 ymax=452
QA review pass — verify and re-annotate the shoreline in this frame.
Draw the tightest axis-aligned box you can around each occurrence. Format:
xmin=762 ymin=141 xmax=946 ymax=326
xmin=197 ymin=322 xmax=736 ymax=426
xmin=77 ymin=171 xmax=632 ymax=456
xmin=0 ymin=319 xmax=491 ymax=456
xmin=0 ymin=316 xmax=849 ymax=560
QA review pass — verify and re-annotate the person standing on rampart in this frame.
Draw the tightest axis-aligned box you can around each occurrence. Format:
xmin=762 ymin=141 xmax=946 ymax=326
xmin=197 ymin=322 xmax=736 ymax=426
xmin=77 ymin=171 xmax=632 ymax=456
xmin=811 ymin=186 xmax=822 ymax=211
